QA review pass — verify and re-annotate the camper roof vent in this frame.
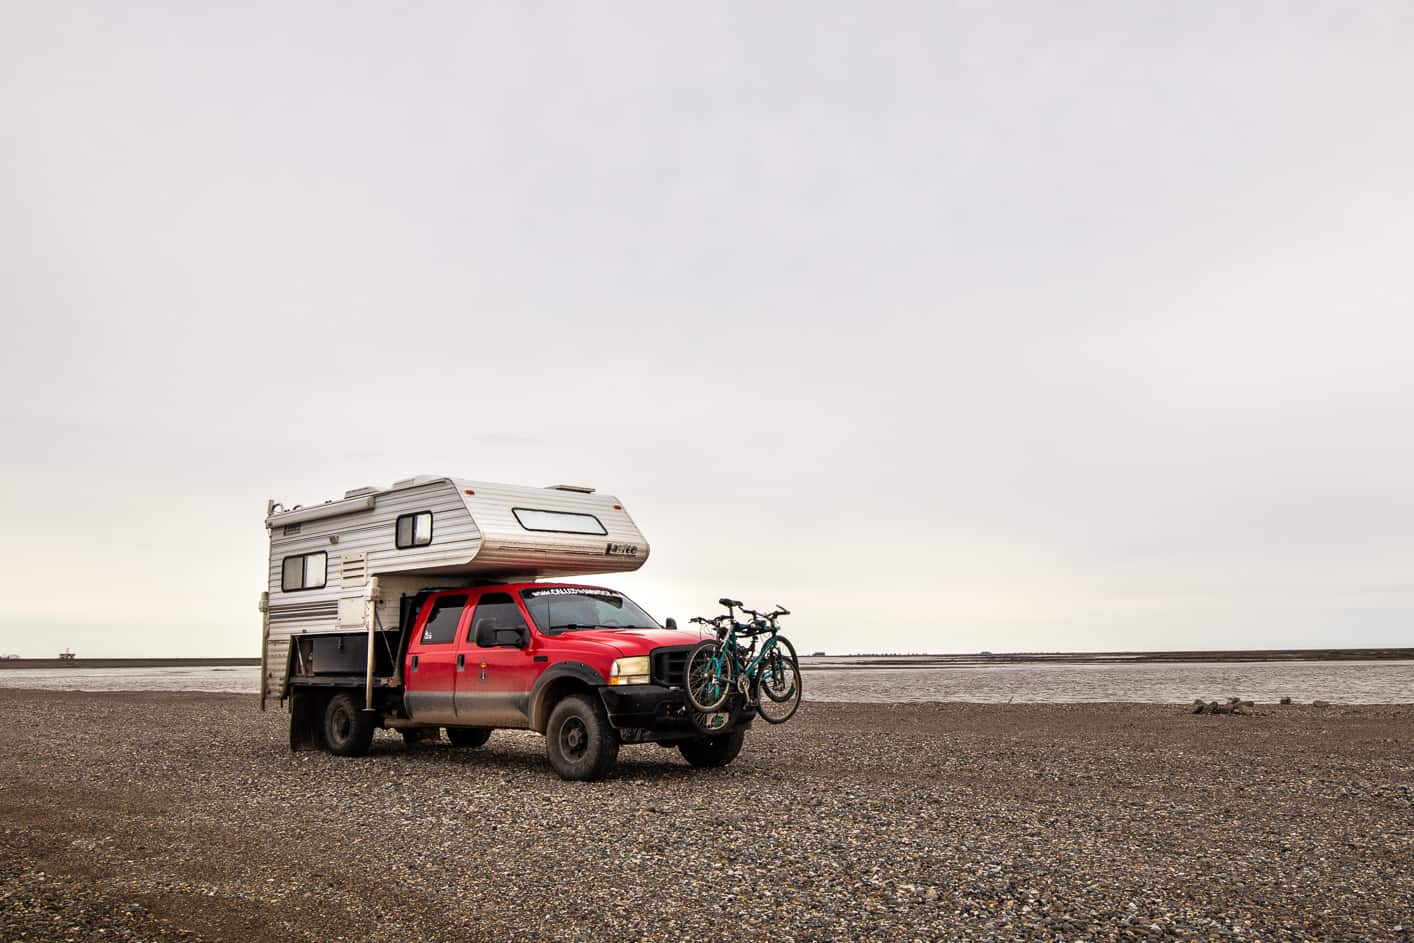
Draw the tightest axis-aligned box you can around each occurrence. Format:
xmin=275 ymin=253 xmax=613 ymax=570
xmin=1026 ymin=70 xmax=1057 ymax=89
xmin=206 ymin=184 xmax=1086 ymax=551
xmin=344 ymin=486 xmax=378 ymax=499
xmin=547 ymin=484 xmax=596 ymax=494
xmin=391 ymin=475 xmax=442 ymax=489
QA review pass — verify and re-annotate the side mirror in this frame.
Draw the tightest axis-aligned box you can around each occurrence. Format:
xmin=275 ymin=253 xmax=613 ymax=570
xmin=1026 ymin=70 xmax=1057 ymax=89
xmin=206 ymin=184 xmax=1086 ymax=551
xmin=665 ymin=617 xmax=678 ymax=631
xmin=494 ymin=627 xmax=528 ymax=648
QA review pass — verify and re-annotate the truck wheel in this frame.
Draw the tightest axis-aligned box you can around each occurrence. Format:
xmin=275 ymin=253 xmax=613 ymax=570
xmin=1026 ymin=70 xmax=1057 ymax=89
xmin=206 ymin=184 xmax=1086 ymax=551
xmin=678 ymin=729 xmax=746 ymax=768
xmin=545 ymin=694 xmax=619 ymax=781
xmin=323 ymin=692 xmax=374 ymax=757
xmin=445 ymin=727 xmax=492 ymax=748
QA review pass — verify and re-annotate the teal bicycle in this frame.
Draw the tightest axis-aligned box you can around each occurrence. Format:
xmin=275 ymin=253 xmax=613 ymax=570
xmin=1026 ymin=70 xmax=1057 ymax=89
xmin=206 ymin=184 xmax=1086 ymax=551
xmin=685 ymin=598 xmax=802 ymax=725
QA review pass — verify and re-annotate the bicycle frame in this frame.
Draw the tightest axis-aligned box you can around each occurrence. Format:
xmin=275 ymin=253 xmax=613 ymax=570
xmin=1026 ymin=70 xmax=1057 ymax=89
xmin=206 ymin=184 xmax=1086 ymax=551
xmin=704 ymin=619 xmax=785 ymax=704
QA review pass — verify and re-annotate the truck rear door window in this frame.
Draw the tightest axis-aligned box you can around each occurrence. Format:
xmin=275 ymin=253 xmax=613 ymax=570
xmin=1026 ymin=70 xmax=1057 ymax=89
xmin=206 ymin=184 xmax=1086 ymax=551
xmin=511 ymin=508 xmax=607 ymax=535
xmin=395 ymin=511 xmax=433 ymax=548
xmin=420 ymin=596 xmax=467 ymax=644
xmin=280 ymin=552 xmax=327 ymax=592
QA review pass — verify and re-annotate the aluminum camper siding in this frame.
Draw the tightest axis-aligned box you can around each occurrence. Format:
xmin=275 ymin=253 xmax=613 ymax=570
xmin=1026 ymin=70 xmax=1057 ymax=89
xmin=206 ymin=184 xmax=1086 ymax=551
xmin=262 ymin=477 xmax=650 ymax=701
xmin=262 ymin=479 xmax=478 ymax=703
xmin=452 ymin=479 xmax=650 ymax=577
xmin=266 ymin=480 xmax=481 ymax=630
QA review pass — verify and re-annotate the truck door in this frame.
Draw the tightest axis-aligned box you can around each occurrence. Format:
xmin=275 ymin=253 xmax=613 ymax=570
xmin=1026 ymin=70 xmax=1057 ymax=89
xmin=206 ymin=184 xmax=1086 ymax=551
xmin=404 ymin=594 xmax=468 ymax=724
xmin=455 ymin=591 xmax=540 ymax=728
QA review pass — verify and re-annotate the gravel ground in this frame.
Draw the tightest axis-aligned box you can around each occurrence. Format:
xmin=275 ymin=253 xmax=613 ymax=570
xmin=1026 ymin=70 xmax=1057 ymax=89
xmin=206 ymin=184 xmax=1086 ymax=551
xmin=1 ymin=691 xmax=1410 ymax=942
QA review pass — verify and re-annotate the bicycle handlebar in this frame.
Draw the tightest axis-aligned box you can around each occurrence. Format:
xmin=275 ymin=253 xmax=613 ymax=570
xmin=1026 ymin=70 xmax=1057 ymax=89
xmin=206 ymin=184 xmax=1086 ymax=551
xmin=693 ymin=599 xmax=791 ymax=635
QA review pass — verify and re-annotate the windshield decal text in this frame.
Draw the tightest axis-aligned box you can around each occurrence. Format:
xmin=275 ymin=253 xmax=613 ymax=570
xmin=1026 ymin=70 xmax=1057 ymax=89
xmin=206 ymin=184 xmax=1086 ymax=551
xmin=524 ymin=587 xmax=618 ymax=599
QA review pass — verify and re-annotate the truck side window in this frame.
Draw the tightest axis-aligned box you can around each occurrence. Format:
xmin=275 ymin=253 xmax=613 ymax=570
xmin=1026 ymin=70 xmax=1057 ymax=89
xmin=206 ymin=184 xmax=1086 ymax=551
xmin=471 ymin=593 xmax=530 ymax=647
xmin=420 ymin=595 xmax=466 ymax=644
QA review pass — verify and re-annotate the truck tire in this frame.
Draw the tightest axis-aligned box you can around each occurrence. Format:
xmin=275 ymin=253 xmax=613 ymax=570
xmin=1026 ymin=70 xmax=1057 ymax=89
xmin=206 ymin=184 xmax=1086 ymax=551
xmin=678 ymin=729 xmax=746 ymax=768
xmin=445 ymin=727 xmax=492 ymax=749
xmin=323 ymin=692 xmax=374 ymax=757
xmin=545 ymin=694 xmax=619 ymax=781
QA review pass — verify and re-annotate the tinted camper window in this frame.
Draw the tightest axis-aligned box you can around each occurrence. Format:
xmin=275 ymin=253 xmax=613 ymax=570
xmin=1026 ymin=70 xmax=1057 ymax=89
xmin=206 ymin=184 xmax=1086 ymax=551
xmin=395 ymin=512 xmax=433 ymax=549
xmin=511 ymin=508 xmax=607 ymax=535
xmin=281 ymin=552 xmax=327 ymax=592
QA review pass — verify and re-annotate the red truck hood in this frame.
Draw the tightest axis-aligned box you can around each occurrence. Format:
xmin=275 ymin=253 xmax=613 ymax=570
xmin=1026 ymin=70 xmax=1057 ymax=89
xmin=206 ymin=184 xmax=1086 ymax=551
xmin=557 ymin=627 xmax=705 ymax=655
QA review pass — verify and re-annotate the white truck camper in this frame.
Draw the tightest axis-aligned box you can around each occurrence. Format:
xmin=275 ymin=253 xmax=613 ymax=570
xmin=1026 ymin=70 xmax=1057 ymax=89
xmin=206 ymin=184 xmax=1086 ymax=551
xmin=259 ymin=475 xmax=649 ymax=711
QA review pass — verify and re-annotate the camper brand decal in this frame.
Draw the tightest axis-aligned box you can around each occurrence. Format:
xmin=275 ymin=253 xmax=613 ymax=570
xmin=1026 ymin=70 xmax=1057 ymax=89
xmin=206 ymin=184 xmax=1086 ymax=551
xmin=605 ymin=543 xmax=640 ymax=557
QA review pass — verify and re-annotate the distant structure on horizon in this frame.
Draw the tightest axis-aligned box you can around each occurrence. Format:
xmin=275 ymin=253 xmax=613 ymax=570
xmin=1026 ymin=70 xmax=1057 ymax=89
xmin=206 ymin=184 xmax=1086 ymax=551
xmin=58 ymin=649 xmax=76 ymax=660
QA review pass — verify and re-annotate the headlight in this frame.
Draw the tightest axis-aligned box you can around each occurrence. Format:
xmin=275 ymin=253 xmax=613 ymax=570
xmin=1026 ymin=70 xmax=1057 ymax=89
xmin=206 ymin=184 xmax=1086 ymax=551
xmin=608 ymin=656 xmax=651 ymax=685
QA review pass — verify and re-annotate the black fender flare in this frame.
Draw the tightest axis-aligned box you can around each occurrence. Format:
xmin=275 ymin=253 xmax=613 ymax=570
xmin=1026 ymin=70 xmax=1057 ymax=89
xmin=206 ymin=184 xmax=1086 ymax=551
xmin=528 ymin=661 xmax=605 ymax=732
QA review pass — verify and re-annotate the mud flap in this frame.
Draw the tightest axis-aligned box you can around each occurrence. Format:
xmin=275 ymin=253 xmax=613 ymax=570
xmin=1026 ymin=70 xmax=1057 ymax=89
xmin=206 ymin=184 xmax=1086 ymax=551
xmin=288 ymin=689 xmax=324 ymax=752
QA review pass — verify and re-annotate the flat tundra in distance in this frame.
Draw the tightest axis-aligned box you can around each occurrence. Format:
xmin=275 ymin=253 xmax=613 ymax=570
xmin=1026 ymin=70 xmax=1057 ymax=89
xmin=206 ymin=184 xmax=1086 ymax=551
xmin=260 ymin=475 xmax=751 ymax=780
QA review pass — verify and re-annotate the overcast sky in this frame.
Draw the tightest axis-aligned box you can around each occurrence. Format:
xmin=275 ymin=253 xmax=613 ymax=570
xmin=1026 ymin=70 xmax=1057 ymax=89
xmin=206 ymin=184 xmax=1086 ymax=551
xmin=2 ymin=2 xmax=1411 ymax=657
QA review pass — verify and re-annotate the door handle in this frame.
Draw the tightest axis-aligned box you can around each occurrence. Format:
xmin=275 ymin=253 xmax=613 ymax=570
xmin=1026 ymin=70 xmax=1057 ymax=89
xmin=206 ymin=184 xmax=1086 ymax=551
xmin=456 ymin=653 xmax=465 ymax=672
xmin=411 ymin=655 xmax=419 ymax=672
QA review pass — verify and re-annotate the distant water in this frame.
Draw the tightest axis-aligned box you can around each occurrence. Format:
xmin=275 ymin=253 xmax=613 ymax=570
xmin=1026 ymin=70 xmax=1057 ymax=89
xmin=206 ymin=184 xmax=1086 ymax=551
xmin=0 ymin=666 xmax=262 ymax=694
xmin=803 ymin=659 xmax=1414 ymax=704
xmin=0 ymin=659 xmax=1410 ymax=703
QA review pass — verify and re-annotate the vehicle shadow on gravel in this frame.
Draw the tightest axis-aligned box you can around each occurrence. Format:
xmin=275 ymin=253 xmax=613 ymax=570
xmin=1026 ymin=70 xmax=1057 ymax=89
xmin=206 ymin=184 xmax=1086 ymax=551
xmin=371 ymin=738 xmax=742 ymax=781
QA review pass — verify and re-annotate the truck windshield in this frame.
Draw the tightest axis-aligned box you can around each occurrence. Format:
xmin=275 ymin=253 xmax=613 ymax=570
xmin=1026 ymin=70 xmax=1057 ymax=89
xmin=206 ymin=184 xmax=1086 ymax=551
xmin=520 ymin=587 xmax=659 ymax=635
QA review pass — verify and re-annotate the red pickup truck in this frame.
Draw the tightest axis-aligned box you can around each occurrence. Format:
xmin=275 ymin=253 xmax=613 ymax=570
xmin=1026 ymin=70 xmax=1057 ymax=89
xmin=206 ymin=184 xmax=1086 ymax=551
xmin=287 ymin=582 xmax=751 ymax=780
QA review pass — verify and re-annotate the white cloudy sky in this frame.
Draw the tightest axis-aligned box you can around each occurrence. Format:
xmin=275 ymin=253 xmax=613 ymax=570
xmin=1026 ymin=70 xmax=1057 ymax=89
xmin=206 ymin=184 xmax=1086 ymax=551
xmin=2 ymin=2 xmax=1411 ymax=657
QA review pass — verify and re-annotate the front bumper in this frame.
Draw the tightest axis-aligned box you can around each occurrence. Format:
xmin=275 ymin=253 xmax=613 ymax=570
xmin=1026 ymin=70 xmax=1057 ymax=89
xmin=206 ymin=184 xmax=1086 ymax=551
xmin=598 ymin=683 xmax=752 ymax=737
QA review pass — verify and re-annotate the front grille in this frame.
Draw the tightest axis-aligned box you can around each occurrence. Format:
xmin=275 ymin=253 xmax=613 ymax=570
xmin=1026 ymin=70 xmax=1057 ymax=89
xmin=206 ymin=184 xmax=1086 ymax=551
xmin=651 ymin=645 xmax=691 ymax=688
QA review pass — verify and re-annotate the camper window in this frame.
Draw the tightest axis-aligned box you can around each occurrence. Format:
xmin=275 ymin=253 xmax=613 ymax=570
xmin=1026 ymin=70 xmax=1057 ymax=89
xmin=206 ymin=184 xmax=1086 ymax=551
xmin=395 ymin=512 xmax=434 ymax=549
xmin=511 ymin=508 xmax=607 ymax=536
xmin=280 ymin=552 xmax=327 ymax=592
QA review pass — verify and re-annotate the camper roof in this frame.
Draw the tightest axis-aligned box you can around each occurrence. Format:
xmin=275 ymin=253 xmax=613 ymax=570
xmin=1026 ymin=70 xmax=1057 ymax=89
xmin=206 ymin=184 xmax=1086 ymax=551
xmin=267 ymin=476 xmax=607 ymax=526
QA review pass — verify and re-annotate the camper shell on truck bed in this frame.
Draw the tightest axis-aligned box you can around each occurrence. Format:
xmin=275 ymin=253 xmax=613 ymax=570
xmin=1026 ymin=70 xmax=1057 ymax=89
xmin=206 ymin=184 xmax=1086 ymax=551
xmin=259 ymin=475 xmax=649 ymax=708
xmin=261 ymin=474 xmax=756 ymax=780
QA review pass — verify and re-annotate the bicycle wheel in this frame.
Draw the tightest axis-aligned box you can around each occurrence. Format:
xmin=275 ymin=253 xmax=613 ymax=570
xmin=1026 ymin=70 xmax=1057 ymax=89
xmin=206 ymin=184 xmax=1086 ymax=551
xmin=684 ymin=639 xmax=733 ymax=712
xmin=752 ymin=637 xmax=801 ymax=724
xmin=758 ymin=635 xmax=799 ymax=703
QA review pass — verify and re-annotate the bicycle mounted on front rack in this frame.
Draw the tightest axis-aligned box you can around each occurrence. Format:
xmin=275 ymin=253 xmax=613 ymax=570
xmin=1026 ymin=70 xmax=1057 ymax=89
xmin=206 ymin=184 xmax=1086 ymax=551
xmin=685 ymin=598 xmax=802 ymax=728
